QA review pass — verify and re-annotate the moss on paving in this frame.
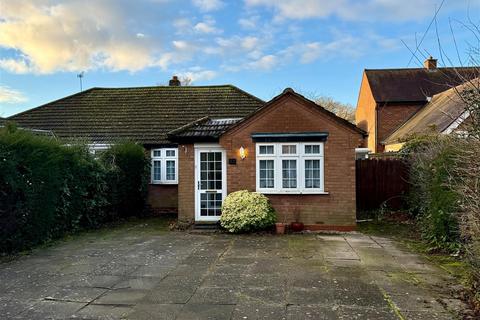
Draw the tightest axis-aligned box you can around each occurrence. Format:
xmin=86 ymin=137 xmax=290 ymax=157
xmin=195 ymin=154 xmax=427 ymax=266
xmin=358 ymin=220 xmax=472 ymax=285
xmin=0 ymin=217 xmax=172 ymax=263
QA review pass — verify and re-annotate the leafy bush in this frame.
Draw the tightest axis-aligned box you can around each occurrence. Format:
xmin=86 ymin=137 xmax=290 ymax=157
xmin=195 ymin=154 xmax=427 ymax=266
xmin=100 ymin=142 xmax=149 ymax=218
xmin=220 ymin=190 xmax=276 ymax=233
xmin=0 ymin=125 xmax=149 ymax=253
xmin=401 ymin=135 xmax=460 ymax=251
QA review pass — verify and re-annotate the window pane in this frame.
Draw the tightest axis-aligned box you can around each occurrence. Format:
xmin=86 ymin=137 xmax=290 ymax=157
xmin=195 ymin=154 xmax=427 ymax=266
xmin=259 ymin=145 xmax=274 ymax=155
xmin=282 ymin=160 xmax=297 ymax=188
xmin=259 ymin=160 xmax=274 ymax=188
xmin=305 ymin=145 xmax=320 ymax=154
xmin=166 ymin=150 xmax=175 ymax=157
xmin=305 ymin=159 xmax=321 ymax=189
xmin=282 ymin=145 xmax=296 ymax=154
xmin=166 ymin=160 xmax=175 ymax=180
xmin=153 ymin=160 xmax=161 ymax=180
xmin=153 ymin=150 xmax=161 ymax=157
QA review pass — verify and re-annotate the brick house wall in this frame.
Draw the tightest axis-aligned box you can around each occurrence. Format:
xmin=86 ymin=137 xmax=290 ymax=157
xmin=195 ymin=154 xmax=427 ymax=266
xmin=147 ymin=185 xmax=178 ymax=214
xmin=376 ymin=103 xmax=423 ymax=152
xmin=178 ymin=144 xmax=195 ymax=221
xmin=355 ymin=72 xmax=377 ymax=152
xmin=145 ymin=147 xmax=179 ymax=214
xmin=219 ymin=94 xmax=363 ymax=229
xmin=355 ymin=72 xmax=425 ymax=153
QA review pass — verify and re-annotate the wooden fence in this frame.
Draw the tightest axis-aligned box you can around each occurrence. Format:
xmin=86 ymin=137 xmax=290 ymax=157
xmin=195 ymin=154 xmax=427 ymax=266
xmin=356 ymin=158 xmax=410 ymax=212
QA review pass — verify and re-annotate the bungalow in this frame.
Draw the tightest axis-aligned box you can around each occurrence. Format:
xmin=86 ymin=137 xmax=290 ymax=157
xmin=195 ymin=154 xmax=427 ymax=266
xmin=9 ymin=78 xmax=365 ymax=230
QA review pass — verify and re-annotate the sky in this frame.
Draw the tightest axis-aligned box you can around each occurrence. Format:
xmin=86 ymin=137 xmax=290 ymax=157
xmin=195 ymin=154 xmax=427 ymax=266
xmin=0 ymin=0 xmax=479 ymax=117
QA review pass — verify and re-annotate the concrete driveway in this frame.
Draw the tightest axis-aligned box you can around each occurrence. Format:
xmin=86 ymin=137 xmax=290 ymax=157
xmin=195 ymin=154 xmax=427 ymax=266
xmin=0 ymin=222 xmax=462 ymax=319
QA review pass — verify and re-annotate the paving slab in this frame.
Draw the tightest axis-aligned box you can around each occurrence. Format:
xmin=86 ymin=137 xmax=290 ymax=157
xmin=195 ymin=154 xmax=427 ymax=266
xmin=0 ymin=223 xmax=460 ymax=319
xmin=72 ymin=304 xmax=134 ymax=319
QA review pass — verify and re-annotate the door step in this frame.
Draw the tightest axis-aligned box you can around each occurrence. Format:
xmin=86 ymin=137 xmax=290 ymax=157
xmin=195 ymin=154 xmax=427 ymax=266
xmin=192 ymin=223 xmax=220 ymax=231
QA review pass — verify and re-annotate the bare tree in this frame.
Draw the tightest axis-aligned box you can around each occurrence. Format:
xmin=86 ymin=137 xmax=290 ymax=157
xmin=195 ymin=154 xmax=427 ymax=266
xmin=180 ymin=77 xmax=192 ymax=86
xmin=315 ymin=96 xmax=356 ymax=123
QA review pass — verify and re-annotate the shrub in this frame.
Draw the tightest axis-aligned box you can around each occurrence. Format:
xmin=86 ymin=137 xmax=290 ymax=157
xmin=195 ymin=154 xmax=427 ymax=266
xmin=220 ymin=190 xmax=276 ymax=233
xmin=100 ymin=142 xmax=150 ymax=218
xmin=0 ymin=125 xmax=149 ymax=254
xmin=402 ymin=135 xmax=460 ymax=251
xmin=0 ymin=125 xmax=108 ymax=252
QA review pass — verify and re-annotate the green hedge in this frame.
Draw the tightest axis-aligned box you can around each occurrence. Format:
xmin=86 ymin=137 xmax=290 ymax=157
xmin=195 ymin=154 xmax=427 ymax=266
xmin=0 ymin=124 xmax=149 ymax=253
xmin=401 ymin=135 xmax=460 ymax=251
xmin=101 ymin=142 xmax=150 ymax=218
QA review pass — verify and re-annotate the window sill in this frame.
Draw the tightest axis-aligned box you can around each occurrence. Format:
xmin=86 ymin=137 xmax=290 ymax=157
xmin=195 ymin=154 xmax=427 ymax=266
xmin=257 ymin=190 xmax=329 ymax=195
xmin=151 ymin=181 xmax=178 ymax=185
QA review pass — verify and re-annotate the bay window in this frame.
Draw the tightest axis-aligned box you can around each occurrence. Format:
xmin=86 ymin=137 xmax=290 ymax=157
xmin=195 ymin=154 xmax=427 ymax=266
xmin=151 ymin=148 xmax=178 ymax=184
xmin=256 ymin=142 xmax=325 ymax=193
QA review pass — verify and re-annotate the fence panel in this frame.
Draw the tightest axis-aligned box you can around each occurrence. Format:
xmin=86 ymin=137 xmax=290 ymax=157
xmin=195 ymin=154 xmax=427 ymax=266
xmin=356 ymin=158 xmax=409 ymax=212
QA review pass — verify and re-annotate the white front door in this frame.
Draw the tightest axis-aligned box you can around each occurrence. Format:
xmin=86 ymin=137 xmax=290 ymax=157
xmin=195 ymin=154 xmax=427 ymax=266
xmin=195 ymin=145 xmax=227 ymax=222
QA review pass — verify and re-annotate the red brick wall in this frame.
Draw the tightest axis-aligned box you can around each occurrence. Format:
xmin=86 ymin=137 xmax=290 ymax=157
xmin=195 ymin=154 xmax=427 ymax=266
xmin=355 ymin=72 xmax=376 ymax=151
xmin=220 ymin=94 xmax=363 ymax=228
xmin=177 ymin=144 xmax=195 ymax=221
xmin=376 ymin=103 xmax=423 ymax=152
xmin=147 ymin=184 xmax=178 ymax=214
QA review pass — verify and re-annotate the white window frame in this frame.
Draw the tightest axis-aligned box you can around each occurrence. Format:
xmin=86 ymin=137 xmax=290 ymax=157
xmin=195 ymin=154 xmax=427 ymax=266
xmin=256 ymin=142 xmax=326 ymax=194
xmin=88 ymin=143 xmax=111 ymax=156
xmin=151 ymin=148 xmax=178 ymax=184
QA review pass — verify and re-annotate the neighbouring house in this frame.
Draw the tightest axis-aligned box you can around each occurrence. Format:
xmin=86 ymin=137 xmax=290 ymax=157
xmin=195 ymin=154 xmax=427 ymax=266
xmin=383 ymin=78 xmax=479 ymax=151
xmin=355 ymin=57 xmax=478 ymax=153
xmin=0 ymin=116 xmax=55 ymax=137
xmin=8 ymin=78 xmax=366 ymax=230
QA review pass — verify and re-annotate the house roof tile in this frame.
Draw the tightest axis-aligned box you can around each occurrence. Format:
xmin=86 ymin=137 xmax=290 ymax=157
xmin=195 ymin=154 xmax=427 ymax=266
xmin=365 ymin=67 xmax=479 ymax=103
xmin=384 ymin=78 xmax=479 ymax=144
xmin=8 ymin=85 xmax=264 ymax=145
xmin=168 ymin=117 xmax=242 ymax=142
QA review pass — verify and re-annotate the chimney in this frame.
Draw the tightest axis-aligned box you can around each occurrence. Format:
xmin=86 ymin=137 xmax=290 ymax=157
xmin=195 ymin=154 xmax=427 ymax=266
xmin=169 ymin=75 xmax=181 ymax=86
xmin=424 ymin=56 xmax=437 ymax=70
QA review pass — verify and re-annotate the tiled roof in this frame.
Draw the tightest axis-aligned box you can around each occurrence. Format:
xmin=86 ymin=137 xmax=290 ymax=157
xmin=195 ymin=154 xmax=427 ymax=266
xmin=168 ymin=117 xmax=242 ymax=142
xmin=365 ymin=67 xmax=478 ymax=103
xmin=384 ymin=78 xmax=479 ymax=144
xmin=8 ymin=85 xmax=264 ymax=145
xmin=227 ymin=88 xmax=366 ymax=136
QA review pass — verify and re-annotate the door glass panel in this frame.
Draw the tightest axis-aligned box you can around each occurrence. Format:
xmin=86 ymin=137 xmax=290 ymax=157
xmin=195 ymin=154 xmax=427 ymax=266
xmin=199 ymin=151 xmax=223 ymax=217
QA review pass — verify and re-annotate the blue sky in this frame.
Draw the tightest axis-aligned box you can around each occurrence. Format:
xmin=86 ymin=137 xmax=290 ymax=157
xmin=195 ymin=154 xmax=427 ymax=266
xmin=0 ymin=0 xmax=479 ymax=117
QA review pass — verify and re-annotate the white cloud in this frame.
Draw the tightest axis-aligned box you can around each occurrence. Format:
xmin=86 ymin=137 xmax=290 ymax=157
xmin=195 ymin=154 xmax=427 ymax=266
xmin=0 ymin=86 xmax=27 ymax=104
xmin=244 ymin=0 xmax=463 ymax=22
xmin=246 ymin=54 xmax=277 ymax=70
xmin=192 ymin=0 xmax=224 ymax=12
xmin=214 ymin=35 xmax=262 ymax=54
xmin=238 ymin=16 xmax=259 ymax=29
xmin=0 ymin=58 xmax=31 ymax=74
xmin=297 ymin=37 xmax=363 ymax=63
xmin=241 ymin=36 xmax=260 ymax=50
xmin=178 ymin=69 xmax=218 ymax=83
xmin=0 ymin=0 xmax=163 ymax=74
xmin=173 ymin=18 xmax=193 ymax=34
xmin=194 ymin=18 xmax=222 ymax=34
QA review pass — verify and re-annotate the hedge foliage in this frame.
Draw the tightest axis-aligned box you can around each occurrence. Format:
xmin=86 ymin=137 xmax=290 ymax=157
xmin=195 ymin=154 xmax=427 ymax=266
xmin=0 ymin=124 xmax=149 ymax=253
xmin=220 ymin=190 xmax=276 ymax=233
xmin=401 ymin=136 xmax=460 ymax=251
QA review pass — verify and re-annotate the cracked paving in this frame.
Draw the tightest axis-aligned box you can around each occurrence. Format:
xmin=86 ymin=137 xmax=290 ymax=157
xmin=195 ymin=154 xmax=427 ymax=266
xmin=0 ymin=225 xmax=465 ymax=319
